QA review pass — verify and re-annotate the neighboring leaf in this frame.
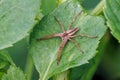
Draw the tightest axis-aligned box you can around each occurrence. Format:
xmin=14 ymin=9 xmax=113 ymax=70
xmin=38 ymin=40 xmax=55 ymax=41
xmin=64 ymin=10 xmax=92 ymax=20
xmin=0 ymin=50 xmax=14 ymax=69
xmin=30 ymin=0 xmax=107 ymax=80
xmin=104 ymin=0 xmax=120 ymax=42
xmin=0 ymin=50 xmax=14 ymax=79
xmin=78 ymin=0 xmax=101 ymax=13
xmin=2 ymin=66 xmax=26 ymax=80
xmin=99 ymin=39 xmax=120 ymax=80
xmin=7 ymin=37 xmax=29 ymax=69
xmin=0 ymin=0 xmax=41 ymax=50
xmin=70 ymin=60 xmax=94 ymax=80
xmin=41 ymin=0 xmax=58 ymax=15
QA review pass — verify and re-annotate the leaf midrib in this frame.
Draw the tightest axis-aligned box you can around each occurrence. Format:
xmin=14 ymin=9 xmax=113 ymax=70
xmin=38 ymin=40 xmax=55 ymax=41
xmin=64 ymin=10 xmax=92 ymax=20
xmin=42 ymin=49 xmax=58 ymax=80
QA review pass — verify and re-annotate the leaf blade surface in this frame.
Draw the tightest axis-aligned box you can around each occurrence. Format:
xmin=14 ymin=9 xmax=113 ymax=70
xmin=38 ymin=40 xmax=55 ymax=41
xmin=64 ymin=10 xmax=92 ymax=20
xmin=30 ymin=0 xmax=107 ymax=80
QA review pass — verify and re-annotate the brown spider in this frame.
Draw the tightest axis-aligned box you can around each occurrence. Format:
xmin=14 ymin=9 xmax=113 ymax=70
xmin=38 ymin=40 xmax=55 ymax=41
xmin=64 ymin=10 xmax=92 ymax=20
xmin=37 ymin=11 xmax=96 ymax=64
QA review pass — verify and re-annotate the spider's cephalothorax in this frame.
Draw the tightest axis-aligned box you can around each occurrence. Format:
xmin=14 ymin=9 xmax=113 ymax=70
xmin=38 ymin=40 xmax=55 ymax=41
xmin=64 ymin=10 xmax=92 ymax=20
xmin=60 ymin=27 xmax=79 ymax=40
xmin=37 ymin=12 xmax=96 ymax=64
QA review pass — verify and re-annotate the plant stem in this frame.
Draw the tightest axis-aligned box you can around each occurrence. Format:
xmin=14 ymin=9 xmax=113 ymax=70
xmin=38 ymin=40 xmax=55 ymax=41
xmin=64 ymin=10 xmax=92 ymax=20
xmin=53 ymin=70 xmax=70 ymax=80
xmin=91 ymin=0 xmax=105 ymax=15
xmin=25 ymin=54 xmax=34 ymax=80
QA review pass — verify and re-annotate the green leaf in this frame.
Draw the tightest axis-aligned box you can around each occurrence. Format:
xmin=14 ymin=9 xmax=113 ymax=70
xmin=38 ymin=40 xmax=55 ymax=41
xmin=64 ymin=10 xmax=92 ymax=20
xmin=0 ymin=0 xmax=41 ymax=50
xmin=0 ymin=50 xmax=14 ymax=79
xmin=41 ymin=0 xmax=58 ymax=15
xmin=53 ymin=70 xmax=70 ymax=80
xmin=30 ymin=0 xmax=107 ymax=80
xmin=70 ymin=34 xmax=110 ymax=80
xmin=99 ymin=38 xmax=120 ymax=79
xmin=2 ymin=66 xmax=26 ymax=80
xmin=7 ymin=37 xmax=29 ymax=68
xmin=104 ymin=0 xmax=120 ymax=42
xmin=0 ymin=50 xmax=14 ymax=69
xmin=78 ymin=0 xmax=101 ymax=13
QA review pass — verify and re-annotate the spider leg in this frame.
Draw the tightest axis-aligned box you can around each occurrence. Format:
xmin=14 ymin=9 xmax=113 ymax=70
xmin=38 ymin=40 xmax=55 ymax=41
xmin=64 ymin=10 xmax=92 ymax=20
xmin=54 ymin=16 xmax=65 ymax=32
xmin=71 ymin=34 xmax=97 ymax=38
xmin=67 ymin=11 xmax=82 ymax=30
xmin=69 ymin=38 xmax=84 ymax=53
xmin=37 ymin=33 xmax=61 ymax=41
xmin=57 ymin=39 xmax=68 ymax=65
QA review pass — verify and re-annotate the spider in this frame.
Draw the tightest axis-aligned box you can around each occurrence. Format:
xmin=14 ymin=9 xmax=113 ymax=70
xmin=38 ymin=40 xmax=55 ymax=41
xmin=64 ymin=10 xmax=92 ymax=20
xmin=37 ymin=11 xmax=96 ymax=64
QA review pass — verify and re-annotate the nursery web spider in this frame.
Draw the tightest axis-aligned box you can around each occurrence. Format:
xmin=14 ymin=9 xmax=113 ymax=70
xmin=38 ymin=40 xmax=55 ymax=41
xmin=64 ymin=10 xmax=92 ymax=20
xmin=37 ymin=11 xmax=96 ymax=64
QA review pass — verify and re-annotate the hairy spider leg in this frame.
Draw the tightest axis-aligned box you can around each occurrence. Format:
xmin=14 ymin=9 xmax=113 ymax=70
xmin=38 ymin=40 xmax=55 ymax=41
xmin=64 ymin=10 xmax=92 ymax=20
xmin=57 ymin=39 xmax=68 ymax=64
xmin=54 ymin=16 xmax=65 ymax=32
xmin=69 ymin=38 xmax=84 ymax=53
xmin=37 ymin=16 xmax=66 ymax=41
xmin=67 ymin=11 xmax=82 ymax=30
xmin=71 ymin=34 xmax=97 ymax=38
xmin=37 ymin=33 xmax=61 ymax=41
xmin=68 ymin=33 xmax=97 ymax=53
